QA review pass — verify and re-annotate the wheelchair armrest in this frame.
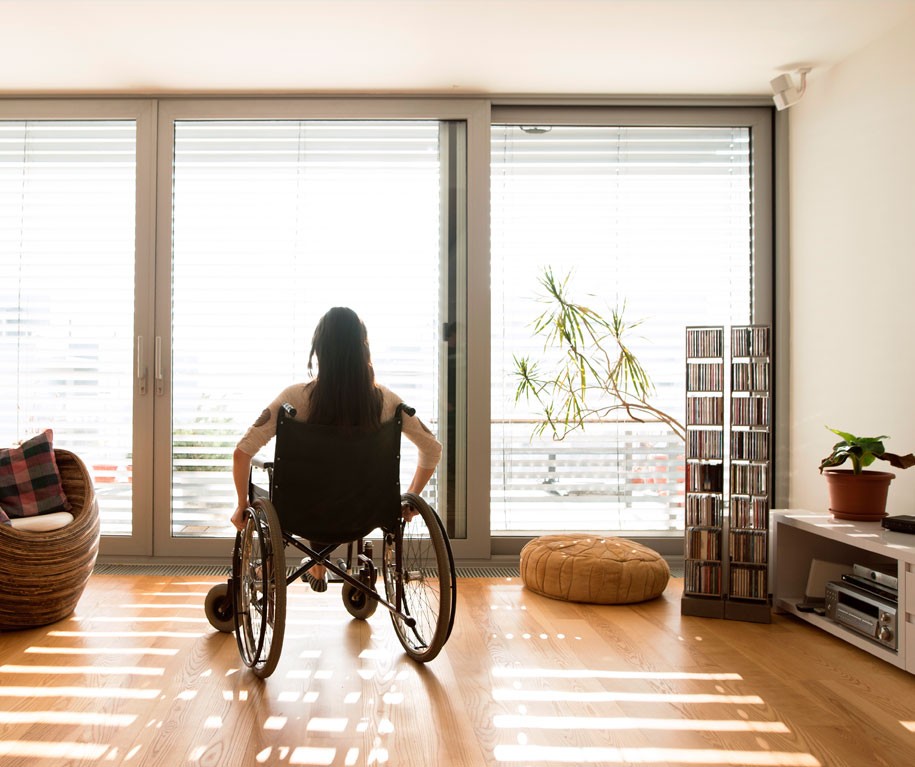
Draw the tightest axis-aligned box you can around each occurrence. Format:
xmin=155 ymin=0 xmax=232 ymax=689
xmin=248 ymin=455 xmax=273 ymax=505
xmin=255 ymin=403 xmax=295 ymax=472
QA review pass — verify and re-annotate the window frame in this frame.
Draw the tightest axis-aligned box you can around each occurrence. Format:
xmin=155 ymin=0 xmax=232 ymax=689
xmin=153 ymin=99 xmax=491 ymax=561
xmin=488 ymin=104 xmax=774 ymax=558
xmin=0 ymin=97 xmax=775 ymax=565
xmin=0 ymin=98 xmax=158 ymax=558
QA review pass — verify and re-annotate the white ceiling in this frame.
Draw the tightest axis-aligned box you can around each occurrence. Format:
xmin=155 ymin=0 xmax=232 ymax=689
xmin=2 ymin=0 xmax=915 ymax=97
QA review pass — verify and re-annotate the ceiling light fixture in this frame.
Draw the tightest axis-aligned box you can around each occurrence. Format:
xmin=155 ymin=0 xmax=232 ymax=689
xmin=770 ymin=67 xmax=811 ymax=111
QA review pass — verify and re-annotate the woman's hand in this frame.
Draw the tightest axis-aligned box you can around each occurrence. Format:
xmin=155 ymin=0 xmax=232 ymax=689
xmin=401 ymin=501 xmax=418 ymax=522
xmin=230 ymin=504 xmax=248 ymax=532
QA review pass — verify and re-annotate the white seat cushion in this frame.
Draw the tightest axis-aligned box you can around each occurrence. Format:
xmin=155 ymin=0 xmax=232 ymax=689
xmin=9 ymin=512 xmax=75 ymax=532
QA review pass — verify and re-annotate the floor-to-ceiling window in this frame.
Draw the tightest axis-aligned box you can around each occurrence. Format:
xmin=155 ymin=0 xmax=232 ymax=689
xmin=0 ymin=99 xmax=484 ymax=560
xmin=168 ymin=118 xmax=445 ymax=537
xmin=153 ymin=100 xmax=483 ymax=559
xmin=0 ymin=103 xmax=156 ymax=549
xmin=1 ymin=99 xmax=772 ymax=559
xmin=490 ymin=107 xmax=772 ymax=537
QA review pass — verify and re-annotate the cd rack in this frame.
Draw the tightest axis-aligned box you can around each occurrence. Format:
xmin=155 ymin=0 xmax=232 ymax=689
xmin=683 ymin=325 xmax=772 ymax=623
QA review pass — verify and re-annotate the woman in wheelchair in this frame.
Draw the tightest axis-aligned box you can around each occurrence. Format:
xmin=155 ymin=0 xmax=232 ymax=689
xmin=209 ymin=306 xmax=454 ymax=676
xmin=231 ymin=306 xmax=442 ymax=584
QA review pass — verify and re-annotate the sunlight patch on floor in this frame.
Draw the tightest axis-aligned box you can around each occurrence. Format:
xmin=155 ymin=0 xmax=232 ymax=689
xmin=0 ymin=741 xmax=110 ymax=760
xmin=0 ymin=686 xmax=160 ymax=700
xmin=492 ymin=688 xmax=764 ymax=704
xmin=0 ymin=712 xmax=137 ymax=726
xmin=25 ymin=645 xmax=179 ymax=656
xmin=493 ymin=745 xmax=821 ymax=765
xmin=493 ymin=667 xmax=743 ymax=680
xmin=48 ymin=630 xmax=202 ymax=639
xmin=493 ymin=715 xmax=789 ymax=732
xmin=1 ymin=664 xmax=163 ymax=677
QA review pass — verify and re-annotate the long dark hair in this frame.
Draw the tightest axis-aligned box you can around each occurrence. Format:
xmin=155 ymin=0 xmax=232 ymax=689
xmin=306 ymin=307 xmax=382 ymax=429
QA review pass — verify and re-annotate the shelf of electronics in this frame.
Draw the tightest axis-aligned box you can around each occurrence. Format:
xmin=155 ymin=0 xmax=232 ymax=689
xmin=772 ymin=510 xmax=915 ymax=675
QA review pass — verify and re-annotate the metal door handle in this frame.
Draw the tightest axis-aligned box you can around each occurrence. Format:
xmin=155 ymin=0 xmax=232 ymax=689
xmin=137 ymin=336 xmax=148 ymax=395
xmin=155 ymin=336 xmax=164 ymax=396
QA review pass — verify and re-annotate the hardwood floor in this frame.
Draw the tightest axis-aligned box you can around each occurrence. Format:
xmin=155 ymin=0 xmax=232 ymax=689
xmin=1 ymin=573 xmax=913 ymax=766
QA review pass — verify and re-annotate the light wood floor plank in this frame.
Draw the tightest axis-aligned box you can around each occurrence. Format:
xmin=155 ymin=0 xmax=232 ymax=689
xmin=1 ymin=573 xmax=913 ymax=766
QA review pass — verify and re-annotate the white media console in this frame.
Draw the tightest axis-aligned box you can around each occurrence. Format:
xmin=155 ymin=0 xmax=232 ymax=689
xmin=771 ymin=510 xmax=915 ymax=674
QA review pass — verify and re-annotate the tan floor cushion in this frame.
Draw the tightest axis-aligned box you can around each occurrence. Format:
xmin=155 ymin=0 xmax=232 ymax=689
xmin=520 ymin=534 xmax=670 ymax=604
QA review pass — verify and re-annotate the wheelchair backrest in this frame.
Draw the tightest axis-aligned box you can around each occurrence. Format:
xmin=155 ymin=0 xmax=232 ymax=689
xmin=270 ymin=404 xmax=405 ymax=544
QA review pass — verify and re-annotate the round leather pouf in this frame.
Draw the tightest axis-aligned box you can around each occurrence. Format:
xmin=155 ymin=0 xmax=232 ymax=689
xmin=520 ymin=534 xmax=670 ymax=604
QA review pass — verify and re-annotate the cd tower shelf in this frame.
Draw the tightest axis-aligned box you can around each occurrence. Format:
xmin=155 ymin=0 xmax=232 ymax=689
xmin=683 ymin=327 xmax=726 ymax=618
xmin=682 ymin=325 xmax=772 ymax=623
xmin=727 ymin=326 xmax=771 ymax=622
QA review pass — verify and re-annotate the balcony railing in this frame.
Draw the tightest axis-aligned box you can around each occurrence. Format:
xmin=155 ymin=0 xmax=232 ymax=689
xmin=491 ymin=420 xmax=685 ymax=534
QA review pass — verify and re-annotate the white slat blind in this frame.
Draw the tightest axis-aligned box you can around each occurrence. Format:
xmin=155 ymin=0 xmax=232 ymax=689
xmin=0 ymin=120 xmax=137 ymax=535
xmin=170 ymin=120 xmax=442 ymax=536
xmin=491 ymin=124 xmax=752 ymax=533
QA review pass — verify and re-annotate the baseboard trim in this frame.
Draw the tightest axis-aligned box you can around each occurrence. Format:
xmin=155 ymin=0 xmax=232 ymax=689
xmin=92 ymin=563 xmax=524 ymax=578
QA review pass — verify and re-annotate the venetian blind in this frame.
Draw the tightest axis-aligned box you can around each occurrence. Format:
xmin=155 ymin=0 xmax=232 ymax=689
xmin=0 ymin=120 xmax=137 ymax=535
xmin=170 ymin=120 xmax=443 ymax=536
xmin=491 ymin=123 xmax=753 ymax=533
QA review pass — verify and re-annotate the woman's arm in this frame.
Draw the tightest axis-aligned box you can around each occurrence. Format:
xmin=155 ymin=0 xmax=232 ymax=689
xmin=399 ymin=410 xmax=442 ymax=475
xmin=231 ymin=447 xmax=253 ymax=531
xmin=232 ymin=383 xmax=309 ymax=530
xmin=397 ymin=401 xmax=442 ymax=519
xmin=407 ymin=464 xmax=436 ymax=495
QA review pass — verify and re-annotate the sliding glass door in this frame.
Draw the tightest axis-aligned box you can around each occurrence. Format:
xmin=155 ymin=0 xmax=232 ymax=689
xmin=167 ymin=118 xmax=445 ymax=537
xmin=1 ymin=99 xmax=484 ymax=560
xmin=0 ymin=102 xmax=156 ymax=554
xmin=154 ymin=101 xmax=483 ymax=559
xmin=490 ymin=107 xmax=772 ymax=537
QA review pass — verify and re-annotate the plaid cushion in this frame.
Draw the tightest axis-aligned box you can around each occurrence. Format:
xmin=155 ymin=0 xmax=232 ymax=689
xmin=0 ymin=505 xmax=10 ymax=526
xmin=0 ymin=429 xmax=71 ymax=517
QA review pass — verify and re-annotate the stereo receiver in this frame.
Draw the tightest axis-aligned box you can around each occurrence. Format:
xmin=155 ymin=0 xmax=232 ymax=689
xmin=824 ymin=580 xmax=897 ymax=650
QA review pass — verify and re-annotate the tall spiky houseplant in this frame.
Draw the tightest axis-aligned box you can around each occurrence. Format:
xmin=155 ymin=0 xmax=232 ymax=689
xmin=513 ymin=267 xmax=684 ymax=443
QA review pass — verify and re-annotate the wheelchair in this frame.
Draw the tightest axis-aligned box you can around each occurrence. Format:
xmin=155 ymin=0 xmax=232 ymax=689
xmin=205 ymin=402 xmax=456 ymax=678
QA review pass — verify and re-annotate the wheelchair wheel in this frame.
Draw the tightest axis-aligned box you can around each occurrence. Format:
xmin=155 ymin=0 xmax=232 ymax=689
xmin=342 ymin=540 xmax=378 ymax=620
xmin=233 ymin=499 xmax=286 ymax=678
xmin=342 ymin=581 xmax=378 ymax=620
xmin=205 ymin=582 xmax=235 ymax=633
xmin=382 ymin=493 xmax=454 ymax=662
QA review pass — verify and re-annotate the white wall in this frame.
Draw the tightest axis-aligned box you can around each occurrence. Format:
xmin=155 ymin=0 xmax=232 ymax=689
xmin=788 ymin=17 xmax=915 ymax=514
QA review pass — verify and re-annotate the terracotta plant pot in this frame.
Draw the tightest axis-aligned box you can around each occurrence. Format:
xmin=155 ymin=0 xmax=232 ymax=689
xmin=823 ymin=469 xmax=895 ymax=521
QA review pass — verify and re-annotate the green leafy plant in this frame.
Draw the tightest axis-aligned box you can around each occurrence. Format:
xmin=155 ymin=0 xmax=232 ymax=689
xmin=818 ymin=427 xmax=915 ymax=474
xmin=513 ymin=267 xmax=685 ymax=442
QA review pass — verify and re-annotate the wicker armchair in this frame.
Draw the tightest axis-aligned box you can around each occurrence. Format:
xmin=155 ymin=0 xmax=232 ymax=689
xmin=0 ymin=449 xmax=100 ymax=630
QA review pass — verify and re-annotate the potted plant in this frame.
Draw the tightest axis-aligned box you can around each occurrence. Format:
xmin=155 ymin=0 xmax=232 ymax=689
xmin=513 ymin=267 xmax=684 ymax=442
xmin=818 ymin=427 xmax=915 ymax=520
